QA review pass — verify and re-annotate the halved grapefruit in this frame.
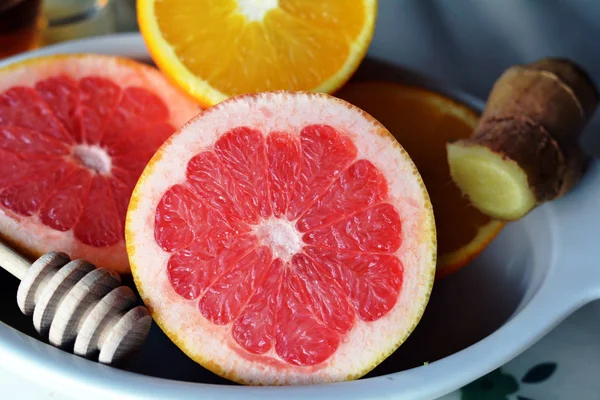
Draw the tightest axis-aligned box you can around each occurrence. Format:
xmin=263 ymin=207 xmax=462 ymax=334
xmin=0 ymin=54 xmax=199 ymax=273
xmin=126 ymin=91 xmax=436 ymax=384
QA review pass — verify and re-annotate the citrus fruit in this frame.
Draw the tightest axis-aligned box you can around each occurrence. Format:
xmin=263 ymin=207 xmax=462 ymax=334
xmin=335 ymin=81 xmax=504 ymax=278
xmin=0 ymin=54 xmax=199 ymax=273
xmin=126 ymin=91 xmax=436 ymax=385
xmin=137 ymin=0 xmax=377 ymax=107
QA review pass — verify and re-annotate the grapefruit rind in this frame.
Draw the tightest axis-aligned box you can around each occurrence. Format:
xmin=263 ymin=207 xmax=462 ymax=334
xmin=0 ymin=54 xmax=200 ymax=273
xmin=126 ymin=91 xmax=436 ymax=385
xmin=137 ymin=0 xmax=378 ymax=107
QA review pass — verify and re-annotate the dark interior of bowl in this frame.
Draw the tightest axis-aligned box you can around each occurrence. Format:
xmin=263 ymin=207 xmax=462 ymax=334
xmin=0 ymin=57 xmax=545 ymax=385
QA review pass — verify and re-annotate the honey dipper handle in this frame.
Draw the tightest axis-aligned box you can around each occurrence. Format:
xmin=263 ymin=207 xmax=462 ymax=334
xmin=0 ymin=240 xmax=29 ymax=280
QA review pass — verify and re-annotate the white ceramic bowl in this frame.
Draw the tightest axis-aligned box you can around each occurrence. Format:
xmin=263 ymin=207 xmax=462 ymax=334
xmin=0 ymin=33 xmax=599 ymax=400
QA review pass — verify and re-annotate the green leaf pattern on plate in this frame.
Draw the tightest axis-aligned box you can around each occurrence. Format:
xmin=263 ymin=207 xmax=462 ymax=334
xmin=460 ymin=362 xmax=556 ymax=400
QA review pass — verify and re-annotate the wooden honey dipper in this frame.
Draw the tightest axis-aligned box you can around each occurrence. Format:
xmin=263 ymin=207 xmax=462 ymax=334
xmin=0 ymin=240 xmax=152 ymax=365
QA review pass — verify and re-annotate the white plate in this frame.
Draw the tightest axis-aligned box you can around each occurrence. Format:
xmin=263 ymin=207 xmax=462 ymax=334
xmin=0 ymin=32 xmax=599 ymax=400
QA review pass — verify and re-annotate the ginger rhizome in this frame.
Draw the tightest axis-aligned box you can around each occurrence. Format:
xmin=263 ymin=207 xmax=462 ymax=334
xmin=447 ymin=58 xmax=599 ymax=220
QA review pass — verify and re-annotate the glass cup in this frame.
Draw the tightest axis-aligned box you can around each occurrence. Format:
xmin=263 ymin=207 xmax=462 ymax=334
xmin=42 ymin=0 xmax=115 ymax=45
xmin=0 ymin=0 xmax=45 ymax=59
xmin=0 ymin=0 xmax=118 ymax=60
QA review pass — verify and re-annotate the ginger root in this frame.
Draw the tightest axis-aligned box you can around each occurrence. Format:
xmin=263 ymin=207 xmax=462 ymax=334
xmin=447 ymin=58 xmax=598 ymax=220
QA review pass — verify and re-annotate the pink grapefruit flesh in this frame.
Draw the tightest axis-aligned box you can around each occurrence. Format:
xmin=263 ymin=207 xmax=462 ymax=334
xmin=127 ymin=91 xmax=436 ymax=385
xmin=0 ymin=54 xmax=199 ymax=273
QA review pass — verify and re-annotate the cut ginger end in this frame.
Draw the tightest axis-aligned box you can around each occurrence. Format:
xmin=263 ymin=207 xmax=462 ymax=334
xmin=445 ymin=58 xmax=599 ymax=223
xmin=446 ymin=142 xmax=537 ymax=221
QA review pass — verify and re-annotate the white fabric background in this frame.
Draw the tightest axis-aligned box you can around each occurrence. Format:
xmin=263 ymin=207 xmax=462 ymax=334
xmin=370 ymin=0 xmax=600 ymax=155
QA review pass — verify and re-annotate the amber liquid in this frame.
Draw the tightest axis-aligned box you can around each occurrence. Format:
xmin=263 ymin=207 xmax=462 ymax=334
xmin=0 ymin=0 xmax=44 ymax=59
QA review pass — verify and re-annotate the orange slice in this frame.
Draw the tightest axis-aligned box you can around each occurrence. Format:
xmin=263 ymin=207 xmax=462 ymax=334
xmin=137 ymin=0 xmax=377 ymax=107
xmin=336 ymin=81 xmax=504 ymax=278
xmin=126 ymin=91 xmax=436 ymax=384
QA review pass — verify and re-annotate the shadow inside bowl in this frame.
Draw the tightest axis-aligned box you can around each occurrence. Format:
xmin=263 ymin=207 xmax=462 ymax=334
xmin=0 ymin=56 xmax=552 ymax=385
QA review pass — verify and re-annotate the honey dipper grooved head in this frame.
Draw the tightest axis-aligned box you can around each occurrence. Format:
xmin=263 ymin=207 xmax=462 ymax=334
xmin=16 ymin=251 xmax=151 ymax=364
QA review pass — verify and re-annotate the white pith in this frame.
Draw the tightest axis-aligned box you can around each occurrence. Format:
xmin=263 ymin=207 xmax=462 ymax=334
xmin=0 ymin=54 xmax=200 ymax=273
xmin=253 ymin=217 xmax=302 ymax=263
xmin=235 ymin=0 xmax=278 ymax=22
xmin=127 ymin=92 xmax=436 ymax=384
xmin=71 ymin=144 xmax=112 ymax=175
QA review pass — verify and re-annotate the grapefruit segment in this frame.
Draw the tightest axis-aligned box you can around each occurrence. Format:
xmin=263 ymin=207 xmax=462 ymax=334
xmin=186 ymin=151 xmax=258 ymax=224
xmin=291 ymin=252 xmax=355 ymax=334
xmin=154 ymin=184 xmax=201 ymax=252
xmin=232 ymin=258 xmax=283 ymax=355
xmin=275 ymin=266 xmax=341 ymax=367
xmin=0 ymin=160 xmax=70 ymax=217
xmin=167 ymin=232 xmax=257 ymax=301
xmin=296 ymin=159 xmax=388 ymax=232
xmin=73 ymin=175 xmax=122 ymax=247
xmin=39 ymin=167 xmax=92 ymax=232
xmin=303 ymin=203 xmax=402 ymax=252
xmin=305 ymin=247 xmax=404 ymax=322
xmin=0 ymin=54 xmax=199 ymax=273
xmin=0 ymin=86 xmax=72 ymax=143
xmin=102 ymin=86 xmax=172 ymax=151
xmin=0 ymin=151 xmax=30 ymax=189
xmin=166 ymin=241 xmax=213 ymax=301
xmin=214 ymin=127 xmax=272 ymax=219
xmin=108 ymin=177 xmax=133 ymax=226
xmin=266 ymin=132 xmax=302 ymax=218
xmin=35 ymin=75 xmax=80 ymax=138
xmin=288 ymin=124 xmax=358 ymax=220
xmin=0 ymin=125 xmax=69 ymax=155
xmin=116 ymin=87 xmax=170 ymax=122
xmin=127 ymin=91 xmax=436 ymax=385
xmin=107 ymin=121 xmax=173 ymax=174
xmin=198 ymin=245 xmax=273 ymax=325
xmin=78 ymin=77 xmax=122 ymax=144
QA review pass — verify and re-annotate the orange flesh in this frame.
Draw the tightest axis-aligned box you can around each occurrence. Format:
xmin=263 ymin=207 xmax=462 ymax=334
xmin=154 ymin=124 xmax=405 ymax=366
xmin=336 ymin=82 xmax=498 ymax=265
xmin=153 ymin=0 xmax=368 ymax=95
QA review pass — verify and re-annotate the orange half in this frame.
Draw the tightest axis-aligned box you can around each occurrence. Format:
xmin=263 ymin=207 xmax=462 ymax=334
xmin=336 ymin=81 xmax=504 ymax=278
xmin=138 ymin=0 xmax=377 ymax=107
